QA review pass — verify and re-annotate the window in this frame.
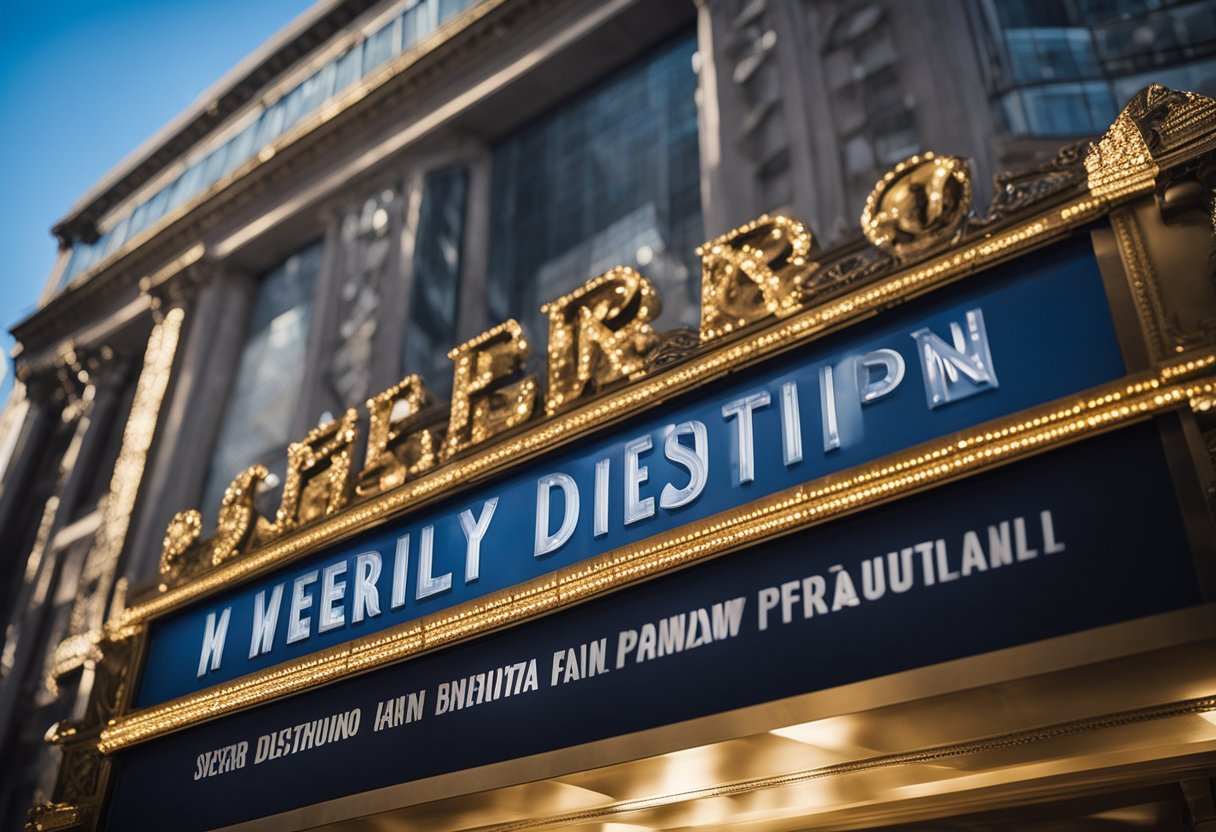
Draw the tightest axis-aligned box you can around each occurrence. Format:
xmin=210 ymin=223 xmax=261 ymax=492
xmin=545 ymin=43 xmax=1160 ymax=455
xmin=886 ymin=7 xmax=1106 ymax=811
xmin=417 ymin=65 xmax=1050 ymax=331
xmin=981 ymin=0 xmax=1216 ymax=137
xmin=997 ymin=82 xmax=1118 ymax=136
xmin=404 ymin=166 xmax=467 ymax=398
xmin=57 ymin=0 xmax=487 ymax=290
xmin=321 ymin=187 xmax=401 ymax=415
xmin=200 ymin=241 xmax=323 ymax=517
xmin=487 ymin=34 xmax=703 ymax=347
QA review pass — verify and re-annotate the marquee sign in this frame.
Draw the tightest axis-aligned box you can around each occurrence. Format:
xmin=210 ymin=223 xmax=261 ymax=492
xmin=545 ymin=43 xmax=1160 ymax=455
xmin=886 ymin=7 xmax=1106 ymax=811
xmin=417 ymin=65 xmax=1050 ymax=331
xmin=29 ymin=84 xmax=1216 ymax=832
xmin=136 ymin=236 xmax=1125 ymax=706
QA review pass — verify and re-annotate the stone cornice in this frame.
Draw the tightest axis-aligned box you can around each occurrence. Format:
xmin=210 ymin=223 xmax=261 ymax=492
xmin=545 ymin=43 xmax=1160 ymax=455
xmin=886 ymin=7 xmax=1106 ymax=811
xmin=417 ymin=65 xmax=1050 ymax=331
xmin=16 ymin=0 xmax=558 ymax=355
xmin=50 ymin=0 xmax=381 ymax=247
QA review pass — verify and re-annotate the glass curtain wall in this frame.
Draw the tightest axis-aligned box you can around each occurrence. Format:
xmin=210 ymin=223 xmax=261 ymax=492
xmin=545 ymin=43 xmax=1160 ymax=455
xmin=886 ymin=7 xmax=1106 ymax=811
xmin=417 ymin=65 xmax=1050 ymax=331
xmin=983 ymin=0 xmax=1216 ymax=136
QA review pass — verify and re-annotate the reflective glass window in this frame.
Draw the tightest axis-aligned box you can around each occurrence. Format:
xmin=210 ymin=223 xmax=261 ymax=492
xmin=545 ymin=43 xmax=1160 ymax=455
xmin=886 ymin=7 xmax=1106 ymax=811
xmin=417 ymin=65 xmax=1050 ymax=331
xmin=405 ymin=166 xmax=466 ymax=398
xmin=334 ymin=44 xmax=364 ymax=93
xmin=223 ymin=121 xmax=260 ymax=176
xmin=322 ymin=188 xmax=400 ymax=413
xmin=401 ymin=1 xmax=435 ymax=46
xmin=200 ymin=144 xmax=230 ymax=189
xmin=439 ymin=0 xmax=473 ymax=22
xmin=168 ymin=161 xmax=205 ymax=211
xmin=200 ymin=241 xmax=324 ymax=518
xmin=364 ymin=18 xmax=401 ymax=73
xmin=255 ymin=100 xmax=288 ymax=149
xmin=998 ymin=81 xmax=1118 ymax=135
xmin=487 ymin=34 xmax=703 ymax=346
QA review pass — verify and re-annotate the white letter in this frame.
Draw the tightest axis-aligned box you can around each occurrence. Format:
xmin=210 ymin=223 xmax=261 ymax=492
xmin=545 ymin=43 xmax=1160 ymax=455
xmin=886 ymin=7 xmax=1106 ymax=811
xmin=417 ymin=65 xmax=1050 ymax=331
xmin=415 ymin=525 xmax=450 ymax=599
xmin=248 ymin=585 xmax=283 ymax=659
xmin=856 ymin=348 xmax=905 ymax=403
xmin=820 ymin=365 xmax=841 ymax=452
xmin=624 ymin=435 xmax=655 ymax=524
xmin=535 ymin=473 xmax=579 ymax=556
xmin=722 ymin=391 xmax=770 ymax=484
xmin=1042 ymin=510 xmax=1066 ymax=554
xmin=661 ymin=421 xmax=708 ymax=509
xmin=458 ymin=497 xmax=498 ymax=582
xmin=911 ymin=308 xmax=998 ymax=408
xmin=780 ymin=381 xmax=803 ymax=465
xmin=318 ymin=561 xmax=348 ymax=634
xmin=197 ymin=607 xmax=231 ymax=677
xmin=758 ymin=586 xmax=779 ymax=631
xmin=594 ymin=458 xmax=610 ymax=537
xmin=352 ymin=552 xmax=382 ymax=623
xmin=286 ymin=571 xmax=318 ymax=644
xmin=391 ymin=534 xmax=409 ymax=609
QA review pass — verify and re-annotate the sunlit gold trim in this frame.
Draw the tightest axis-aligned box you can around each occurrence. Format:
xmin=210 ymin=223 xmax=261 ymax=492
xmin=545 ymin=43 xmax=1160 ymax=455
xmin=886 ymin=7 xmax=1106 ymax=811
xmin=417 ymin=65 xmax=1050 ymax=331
xmin=24 ymin=801 xmax=84 ymax=832
xmin=98 ymin=356 xmax=1216 ymax=752
xmin=50 ymin=308 xmax=186 ymax=693
xmin=117 ymin=193 xmax=1118 ymax=628
xmin=473 ymin=695 xmax=1216 ymax=832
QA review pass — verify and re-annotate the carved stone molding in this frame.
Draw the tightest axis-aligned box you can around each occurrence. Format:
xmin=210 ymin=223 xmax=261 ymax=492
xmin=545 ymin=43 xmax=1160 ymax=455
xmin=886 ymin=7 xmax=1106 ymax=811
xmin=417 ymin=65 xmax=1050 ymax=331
xmin=975 ymin=141 xmax=1089 ymax=227
xmin=15 ymin=0 xmax=564 ymax=354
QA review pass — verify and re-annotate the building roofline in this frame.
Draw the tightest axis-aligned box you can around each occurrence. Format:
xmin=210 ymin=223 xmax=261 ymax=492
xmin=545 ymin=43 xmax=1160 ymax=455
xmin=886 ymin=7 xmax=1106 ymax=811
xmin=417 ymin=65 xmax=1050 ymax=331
xmin=51 ymin=0 xmax=378 ymax=246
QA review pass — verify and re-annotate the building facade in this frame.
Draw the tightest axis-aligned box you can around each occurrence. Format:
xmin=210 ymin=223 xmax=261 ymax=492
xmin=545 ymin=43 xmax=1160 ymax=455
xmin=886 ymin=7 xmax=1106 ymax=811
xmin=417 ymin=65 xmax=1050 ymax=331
xmin=3 ymin=1 xmax=1216 ymax=830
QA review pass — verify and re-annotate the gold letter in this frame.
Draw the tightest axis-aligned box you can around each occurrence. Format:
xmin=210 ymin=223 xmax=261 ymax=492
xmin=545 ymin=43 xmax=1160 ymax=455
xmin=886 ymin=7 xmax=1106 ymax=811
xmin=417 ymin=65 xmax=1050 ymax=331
xmin=541 ymin=266 xmax=660 ymax=416
xmin=443 ymin=320 xmax=537 ymax=459
xmin=257 ymin=410 xmax=359 ymax=544
xmin=356 ymin=375 xmax=441 ymax=498
xmin=212 ymin=465 xmax=269 ymax=566
xmin=697 ymin=215 xmax=816 ymax=343
xmin=158 ymin=509 xmax=202 ymax=589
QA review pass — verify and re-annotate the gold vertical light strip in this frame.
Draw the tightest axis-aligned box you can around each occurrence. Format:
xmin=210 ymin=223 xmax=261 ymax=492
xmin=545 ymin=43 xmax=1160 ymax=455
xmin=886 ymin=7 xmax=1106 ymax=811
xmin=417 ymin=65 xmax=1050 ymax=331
xmin=56 ymin=308 xmax=185 ymax=680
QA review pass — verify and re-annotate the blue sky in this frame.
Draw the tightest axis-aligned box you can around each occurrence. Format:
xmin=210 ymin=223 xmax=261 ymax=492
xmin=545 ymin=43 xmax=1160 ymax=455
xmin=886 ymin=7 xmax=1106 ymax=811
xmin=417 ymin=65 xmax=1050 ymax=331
xmin=0 ymin=0 xmax=315 ymax=403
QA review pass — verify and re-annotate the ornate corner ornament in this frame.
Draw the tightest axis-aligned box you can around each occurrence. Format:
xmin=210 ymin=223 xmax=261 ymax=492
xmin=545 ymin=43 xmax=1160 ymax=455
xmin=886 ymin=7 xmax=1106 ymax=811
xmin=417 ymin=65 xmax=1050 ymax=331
xmin=78 ymin=85 xmax=1216 ymax=756
xmin=1086 ymin=83 xmax=1216 ymax=200
xmin=861 ymin=153 xmax=972 ymax=258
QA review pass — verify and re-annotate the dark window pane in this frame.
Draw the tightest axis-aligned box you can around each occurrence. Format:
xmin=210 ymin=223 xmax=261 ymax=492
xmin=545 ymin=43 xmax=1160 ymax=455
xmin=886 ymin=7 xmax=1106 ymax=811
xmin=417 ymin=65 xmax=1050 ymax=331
xmin=405 ymin=166 xmax=467 ymax=398
xmin=487 ymin=34 xmax=703 ymax=348
xmin=201 ymin=240 xmax=323 ymax=517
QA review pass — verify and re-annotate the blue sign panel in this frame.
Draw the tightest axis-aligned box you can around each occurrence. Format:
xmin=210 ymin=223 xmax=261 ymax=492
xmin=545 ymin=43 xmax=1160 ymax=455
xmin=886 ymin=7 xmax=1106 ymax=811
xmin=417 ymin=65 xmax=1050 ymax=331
xmin=137 ymin=236 xmax=1126 ymax=705
xmin=109 ymin=423 xmax=1204 ymax=830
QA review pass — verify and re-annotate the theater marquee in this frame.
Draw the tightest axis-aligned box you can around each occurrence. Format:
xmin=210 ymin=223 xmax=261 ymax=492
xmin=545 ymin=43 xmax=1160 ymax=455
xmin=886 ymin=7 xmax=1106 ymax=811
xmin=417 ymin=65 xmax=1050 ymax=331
xmin=30 ymin=85 xmax=1216 ymax=832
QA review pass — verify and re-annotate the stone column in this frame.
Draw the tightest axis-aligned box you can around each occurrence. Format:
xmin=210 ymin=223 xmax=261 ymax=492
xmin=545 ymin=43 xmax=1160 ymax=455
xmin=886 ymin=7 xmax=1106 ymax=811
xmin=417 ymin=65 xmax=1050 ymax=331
xmin=122 ymin=262 xmax=228 ymax=584
xmin=0 ymin=346 xmax=131 ymax=770
xmin=695 ymin=0 xmax=810 ymax=238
